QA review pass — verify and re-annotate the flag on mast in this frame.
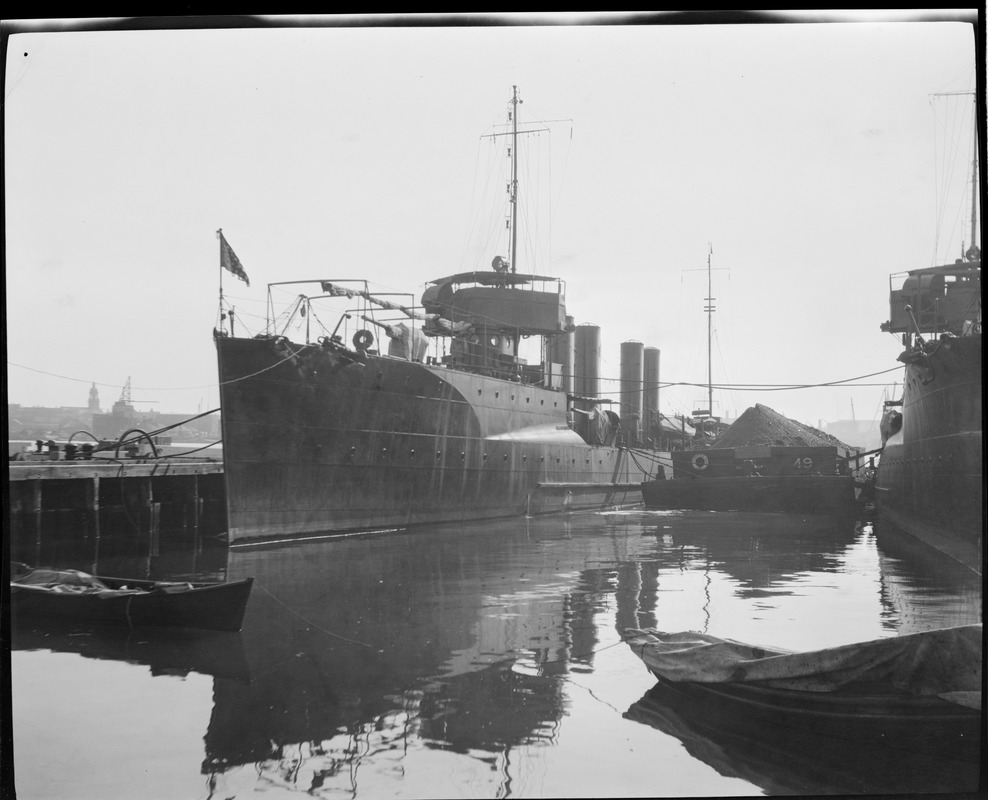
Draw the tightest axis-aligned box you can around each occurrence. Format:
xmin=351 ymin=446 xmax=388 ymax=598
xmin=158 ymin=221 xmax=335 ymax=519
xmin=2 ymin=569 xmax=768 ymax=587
xmin=218 ymin=229 xmax=249 ymax=286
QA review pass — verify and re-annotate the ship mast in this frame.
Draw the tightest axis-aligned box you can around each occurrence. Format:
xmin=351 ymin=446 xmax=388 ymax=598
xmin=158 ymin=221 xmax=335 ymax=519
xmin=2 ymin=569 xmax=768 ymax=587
xmin=484 ymin=86 xmax=556 ymax=274
xmin=933 ymin=90 xmax=979 ymax=259
xmin=704 ymin=245 xmax=715 ymax=417
xmin=683 ymin=245 xmax=726 ymax=422
xmin=970 ymin=107 xmax=978 ymax=255
xmin=510 ymin=85 xmax=519 ymax=274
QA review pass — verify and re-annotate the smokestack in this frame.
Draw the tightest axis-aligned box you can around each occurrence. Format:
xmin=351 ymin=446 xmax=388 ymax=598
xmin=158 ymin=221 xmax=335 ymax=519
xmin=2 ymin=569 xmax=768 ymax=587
xmin=549 ymin=315 xmax=575 ymax=394
xmin=644 ymin=346 xmax=660 ymax=440
xmin=620 ymin=340 xmax=644 ymax=444
xmin=574 ymin=324 xmax=600 ymax=401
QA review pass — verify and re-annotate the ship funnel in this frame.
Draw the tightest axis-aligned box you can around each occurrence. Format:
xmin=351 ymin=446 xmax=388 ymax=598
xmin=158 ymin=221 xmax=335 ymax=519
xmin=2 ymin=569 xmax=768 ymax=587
xmin=574 ymin=324 xmax=600 ymax=401
xmin=644 ymin=346 xmax=660 ymax=444
xmin=572 ymin=324 xmax=603 ymax=445
xmin=549 ymin=315 xmax=575 ymax=393
xmin=620 ymin=340 xmax=644 ymax=446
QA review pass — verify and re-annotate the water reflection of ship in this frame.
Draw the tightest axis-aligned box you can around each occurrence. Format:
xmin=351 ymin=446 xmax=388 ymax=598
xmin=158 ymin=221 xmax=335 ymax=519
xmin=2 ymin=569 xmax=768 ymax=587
xmin=874 ymin=519 xmax=983 ymax=635
xmin=639 ymin=511 xmax=861 ymax=591
xmin=15 ymin=511 xmax=978 ymax=795
xmin=15 ymin=511 xmax=883 ymax=778
xmin=6 ymin=508 xmax=880 ymax=794
xmin=204 ymin=515 xmax=650 ymax=777
xmin=200 ymin=511 xmax=877 ymax=784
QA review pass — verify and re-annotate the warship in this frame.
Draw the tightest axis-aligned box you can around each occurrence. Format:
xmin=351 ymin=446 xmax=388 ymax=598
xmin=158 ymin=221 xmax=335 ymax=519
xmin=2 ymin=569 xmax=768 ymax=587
xmin=875 ymin=93 xmax=982 ymax=572
xmin=215 ymin=87 xmax=662 ymax=543
xmin=876 ymin=250 xmax=982 ymax=571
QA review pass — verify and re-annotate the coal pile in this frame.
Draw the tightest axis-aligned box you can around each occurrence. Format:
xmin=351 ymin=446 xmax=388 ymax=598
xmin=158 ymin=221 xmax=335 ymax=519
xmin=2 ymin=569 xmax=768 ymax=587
xmin=714 ymin=404 xmax=853 ymax=452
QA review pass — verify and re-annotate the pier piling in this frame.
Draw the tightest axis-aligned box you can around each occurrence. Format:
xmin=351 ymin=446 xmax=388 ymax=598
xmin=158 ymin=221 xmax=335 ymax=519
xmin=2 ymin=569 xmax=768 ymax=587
xmin=7 ymin=460 xmax=225 ymax=563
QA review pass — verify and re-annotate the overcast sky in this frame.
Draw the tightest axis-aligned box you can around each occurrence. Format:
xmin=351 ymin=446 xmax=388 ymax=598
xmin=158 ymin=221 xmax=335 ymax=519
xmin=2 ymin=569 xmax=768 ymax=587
xmin=4 ymin=13 xmax=980 ymax=430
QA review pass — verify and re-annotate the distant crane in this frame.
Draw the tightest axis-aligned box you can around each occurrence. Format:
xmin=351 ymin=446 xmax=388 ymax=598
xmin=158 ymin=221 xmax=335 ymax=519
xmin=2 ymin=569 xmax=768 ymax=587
xmin=116 ymin=377 xmax=157 ymax=409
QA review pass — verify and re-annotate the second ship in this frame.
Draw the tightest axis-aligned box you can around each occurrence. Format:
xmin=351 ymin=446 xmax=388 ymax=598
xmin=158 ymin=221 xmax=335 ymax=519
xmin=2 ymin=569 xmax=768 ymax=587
xmin=215 ymin=87 xmax=662 ymax=543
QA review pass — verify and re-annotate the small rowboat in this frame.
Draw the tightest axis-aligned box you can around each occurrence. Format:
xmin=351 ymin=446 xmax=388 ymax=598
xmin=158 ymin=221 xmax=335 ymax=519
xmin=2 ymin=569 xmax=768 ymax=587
xmin=10 ymin=565 xmax=253 ymax=632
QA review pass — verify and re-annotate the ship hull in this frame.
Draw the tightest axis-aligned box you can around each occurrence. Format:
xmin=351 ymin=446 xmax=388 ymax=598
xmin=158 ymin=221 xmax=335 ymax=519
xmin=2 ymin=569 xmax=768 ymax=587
xmin=642 ymin=475 xmax=855 ymax=515
xmin=875 ymin=334 xmax=982 ymax=572
xmin=216 ymin=335 xmax=648 ymax=543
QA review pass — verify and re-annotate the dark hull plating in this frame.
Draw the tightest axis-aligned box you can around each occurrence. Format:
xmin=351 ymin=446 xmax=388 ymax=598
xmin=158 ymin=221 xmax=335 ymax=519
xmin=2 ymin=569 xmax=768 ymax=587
xmin=216 ymin=336 xmax=648 ymax=542
xmin=642 ymin=475 xmax=855 ymax=514
xmin=875 ymin=334 xmax=983 ymax=571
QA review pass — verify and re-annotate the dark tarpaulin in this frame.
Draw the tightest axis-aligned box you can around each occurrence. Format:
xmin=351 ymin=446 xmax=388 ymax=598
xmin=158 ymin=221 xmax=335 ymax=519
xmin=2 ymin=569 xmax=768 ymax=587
xmin=626 ymin=625 xmax=982 ymax=709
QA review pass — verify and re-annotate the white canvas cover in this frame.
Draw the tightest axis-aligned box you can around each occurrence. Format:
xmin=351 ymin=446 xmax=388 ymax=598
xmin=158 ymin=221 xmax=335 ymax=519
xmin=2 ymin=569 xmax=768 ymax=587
xmin=626 ymin=625 xmax=982 ymax=709
xmin=384 ymin=321 xmax=429 ymax=362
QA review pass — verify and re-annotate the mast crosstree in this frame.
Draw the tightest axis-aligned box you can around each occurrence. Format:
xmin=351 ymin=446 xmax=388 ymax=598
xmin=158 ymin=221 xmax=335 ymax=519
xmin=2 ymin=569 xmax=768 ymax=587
xmin=482 ymin=85 xmax=553 ymax=275
xmin=683 ymin=246 xmax=728 ymax=421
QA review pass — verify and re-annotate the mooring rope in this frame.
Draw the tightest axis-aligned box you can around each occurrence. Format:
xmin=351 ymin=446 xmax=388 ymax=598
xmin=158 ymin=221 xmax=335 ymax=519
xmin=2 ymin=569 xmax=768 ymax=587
xmin=254 ymin=581 xmax=377 ymax=649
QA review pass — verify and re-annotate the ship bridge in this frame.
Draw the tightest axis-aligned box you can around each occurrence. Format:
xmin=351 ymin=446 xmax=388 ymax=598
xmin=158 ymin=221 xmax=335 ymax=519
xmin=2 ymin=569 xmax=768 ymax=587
xmin=421 ymin=271 xmax=569 ymax=336
xmin=421 ymin=271 xmax=572 ymax=383
xmin=883 ymin=261 xmax=981 ymax=336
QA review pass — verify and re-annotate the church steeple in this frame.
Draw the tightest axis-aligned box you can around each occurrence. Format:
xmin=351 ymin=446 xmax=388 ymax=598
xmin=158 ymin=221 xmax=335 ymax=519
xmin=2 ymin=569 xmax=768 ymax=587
xmin=88 ymin=382 xmax=100 ymax=413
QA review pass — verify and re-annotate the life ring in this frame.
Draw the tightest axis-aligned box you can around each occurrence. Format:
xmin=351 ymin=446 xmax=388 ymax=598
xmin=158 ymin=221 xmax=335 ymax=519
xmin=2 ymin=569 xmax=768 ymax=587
xmin=353 ymin=330 xmax=374 ymax=350
xmin=691 ymin=453 xmax=710 ymax=471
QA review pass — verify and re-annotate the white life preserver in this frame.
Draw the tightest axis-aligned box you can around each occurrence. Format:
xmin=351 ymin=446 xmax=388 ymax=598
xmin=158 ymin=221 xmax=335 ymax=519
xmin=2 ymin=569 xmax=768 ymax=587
xmin=691 ymin=453 xmax=710 ymax=471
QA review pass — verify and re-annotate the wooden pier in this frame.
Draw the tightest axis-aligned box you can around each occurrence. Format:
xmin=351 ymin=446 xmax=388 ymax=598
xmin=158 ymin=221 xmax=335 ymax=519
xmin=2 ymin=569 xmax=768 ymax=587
xmin=8 ymin=459 xmax=226 ymax=565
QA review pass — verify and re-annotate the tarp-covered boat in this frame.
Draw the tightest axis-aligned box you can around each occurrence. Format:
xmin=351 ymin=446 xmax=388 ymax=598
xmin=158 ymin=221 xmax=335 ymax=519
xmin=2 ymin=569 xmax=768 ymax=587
xmin=625 ymin=625 xmax=982 ymax=710
xmin=11 ymin=565 xmax=253 ymax=632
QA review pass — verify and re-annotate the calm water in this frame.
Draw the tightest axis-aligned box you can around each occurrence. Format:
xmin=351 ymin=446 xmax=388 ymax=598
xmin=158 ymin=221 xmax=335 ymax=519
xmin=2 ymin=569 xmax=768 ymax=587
xmin=10 ymin=509 xmax=983 ymax=798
